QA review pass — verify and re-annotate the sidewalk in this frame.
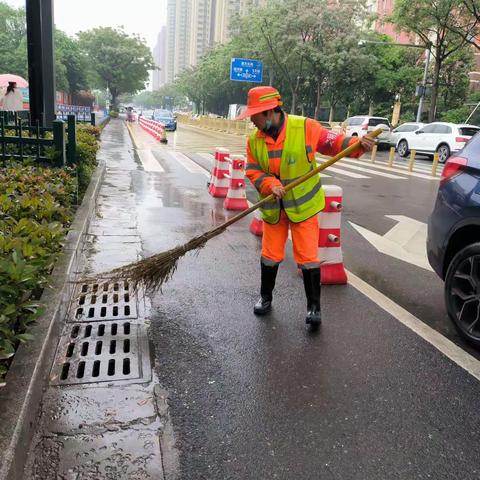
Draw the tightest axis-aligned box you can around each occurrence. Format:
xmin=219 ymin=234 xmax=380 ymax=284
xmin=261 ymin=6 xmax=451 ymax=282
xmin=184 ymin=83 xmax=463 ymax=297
xmin=24 ymin=119 xmax=174 ymax=479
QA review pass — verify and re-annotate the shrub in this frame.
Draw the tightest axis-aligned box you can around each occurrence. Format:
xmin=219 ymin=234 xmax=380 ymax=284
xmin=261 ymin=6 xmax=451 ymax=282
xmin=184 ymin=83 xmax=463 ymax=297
xmin=0 ymin=120 xmax=102 ymax=383
xmin=0 ymin=166 xmax=77 ymax=382
xmin=109 ymin=111 xmax=119 ymax=118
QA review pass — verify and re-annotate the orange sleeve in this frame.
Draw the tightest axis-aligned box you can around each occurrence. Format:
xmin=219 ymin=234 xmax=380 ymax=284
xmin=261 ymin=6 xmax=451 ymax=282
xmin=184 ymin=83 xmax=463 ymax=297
xmin=307 ymin=119 xmax=365 ymax=159
xmin=246 ymin=139 xmax=282 ymax=196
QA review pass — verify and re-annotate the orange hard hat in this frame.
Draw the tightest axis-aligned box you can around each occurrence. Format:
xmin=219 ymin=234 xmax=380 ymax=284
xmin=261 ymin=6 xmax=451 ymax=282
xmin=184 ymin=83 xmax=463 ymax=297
xmin=236 ymin=86 xmax=282 ymax=120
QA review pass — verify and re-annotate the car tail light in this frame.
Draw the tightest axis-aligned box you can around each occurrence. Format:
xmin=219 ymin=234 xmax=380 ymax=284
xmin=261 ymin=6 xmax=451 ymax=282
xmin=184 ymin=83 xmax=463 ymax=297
xmin=440 ymin=156 xmax=468 ymax=184
xmin=455 ymin=136 xmax=469 ymax=143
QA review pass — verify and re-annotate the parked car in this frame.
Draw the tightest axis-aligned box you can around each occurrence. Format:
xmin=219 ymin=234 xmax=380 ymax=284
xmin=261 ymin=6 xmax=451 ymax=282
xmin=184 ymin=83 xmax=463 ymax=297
xmin=427 ymin=131 xmax=480 ymax=348
xmin=343 ymin=115 xmax=392 ymax=146
xmin=389 ymin=122 xmax=424 ymax=147
xmin=153 ymin=109 xmax=177 ymax=131
xmin=396 ymin=122 xmax=480 ymax=163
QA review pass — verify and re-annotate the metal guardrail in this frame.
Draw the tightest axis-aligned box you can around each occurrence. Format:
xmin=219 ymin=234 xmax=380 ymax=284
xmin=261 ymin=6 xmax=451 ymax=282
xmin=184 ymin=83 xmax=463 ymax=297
xmin=0 ymin=112 xmax=79 ymax=166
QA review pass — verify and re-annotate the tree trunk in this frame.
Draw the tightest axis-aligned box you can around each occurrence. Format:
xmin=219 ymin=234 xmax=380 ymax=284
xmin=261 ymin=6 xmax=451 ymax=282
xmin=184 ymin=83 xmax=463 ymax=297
xmin=291 ymin=90 xmax=297 ymax=114
xmin=329 ymin=104 xmax=334 ymax=123
xmin=368 ymin=100 xmax=374 ymax=116
xmin=314 ymin=82 xmax=322 ymax=120
xmin=428 ymin=50 xmax=442 ymax=122
xmin=111 ymin=92 xmax=118 ymax=111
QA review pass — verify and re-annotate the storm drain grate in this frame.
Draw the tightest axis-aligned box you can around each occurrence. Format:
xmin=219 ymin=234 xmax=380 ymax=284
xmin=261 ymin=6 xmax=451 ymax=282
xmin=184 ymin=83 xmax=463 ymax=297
xmin=69 ymin=280 xmax=138 ymax=322
xmin=50 ymin=321 xmax=151 ymax=385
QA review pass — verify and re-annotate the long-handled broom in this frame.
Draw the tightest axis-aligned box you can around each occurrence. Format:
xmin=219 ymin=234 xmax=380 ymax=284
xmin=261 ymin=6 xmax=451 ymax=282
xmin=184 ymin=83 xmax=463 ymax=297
xmin=106 ymin=129 xmax=382 ymax=291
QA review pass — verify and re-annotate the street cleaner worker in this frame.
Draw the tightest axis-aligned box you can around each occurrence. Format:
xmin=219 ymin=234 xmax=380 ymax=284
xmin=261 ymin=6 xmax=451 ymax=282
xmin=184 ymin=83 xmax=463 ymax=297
xmin=237 ymin=86 xmax=374 ymax=327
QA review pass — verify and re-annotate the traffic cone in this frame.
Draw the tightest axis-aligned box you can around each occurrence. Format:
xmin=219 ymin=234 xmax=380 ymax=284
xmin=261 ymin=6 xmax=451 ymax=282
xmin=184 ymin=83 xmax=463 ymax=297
xmin=159 ymin=123 xmax=168 ymax=144
xmin=319 ymin=185 xmax=347 ymax=284
xmin=223 ymin=155 xmax=249 ymax=210
xmin=249 ymin=209 xmax=263 ymax=236
xmin=209 ymin=147 xmax=230 ymax=197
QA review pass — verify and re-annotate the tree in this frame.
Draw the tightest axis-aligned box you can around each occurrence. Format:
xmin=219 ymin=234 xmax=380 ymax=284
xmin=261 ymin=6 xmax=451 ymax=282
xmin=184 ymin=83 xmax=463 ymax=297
xmin=445 ymin=0 xmax=480 ymax=50
xmin=55 ymin=30 xmax=90 ymax=93
xmin=0 ymin=2 xmax=27 ymax=77
xmin=391 ymin=0 xmax=473 ymax=122
xmin=78 ymin=27 xmax=154 ymax=108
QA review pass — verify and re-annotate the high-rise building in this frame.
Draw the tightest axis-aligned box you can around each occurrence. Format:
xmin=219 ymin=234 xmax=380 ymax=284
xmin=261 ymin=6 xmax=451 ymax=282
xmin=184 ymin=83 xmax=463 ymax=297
xmin=189 ymin=0 xmax=214 ymax=66
xmin=163 ymin=0 xmax=268 ymax=82
xmin=212 ymin=0 xmax=268 ymax=44
xmin=152 ymin=26 xmax=167 ymax=90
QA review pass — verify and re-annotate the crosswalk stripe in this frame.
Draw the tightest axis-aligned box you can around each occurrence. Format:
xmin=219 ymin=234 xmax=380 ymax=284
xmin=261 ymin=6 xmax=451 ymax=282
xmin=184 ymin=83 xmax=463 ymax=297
xmin=197 ymin=152 xmax=215 ymax=162
xmin=324 ymin=159 xmax=406 ymax=179
xmin=375 ymin=159 xmax=433 ymax=172
xmin=319 ymin=164 xmax=370 ymax=179
xmin=168 ymin=151 xmax=210 ymax=177
xmin=137 ymin=149 xmax=164 ymax=172
xmin=342 ymin=158 xmax=439 ymax=180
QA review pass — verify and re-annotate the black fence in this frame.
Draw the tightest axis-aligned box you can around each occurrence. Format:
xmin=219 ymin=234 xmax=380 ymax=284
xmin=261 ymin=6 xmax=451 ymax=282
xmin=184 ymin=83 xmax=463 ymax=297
xmin=0 ymin=112 xmax=79 ymax=166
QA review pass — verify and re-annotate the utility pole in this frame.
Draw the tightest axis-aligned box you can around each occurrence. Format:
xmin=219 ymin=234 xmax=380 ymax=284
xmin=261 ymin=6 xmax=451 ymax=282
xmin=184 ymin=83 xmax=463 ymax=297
xmin=41 ymin=0 xmax=56 ymax=126
xmin=416 ymin=48 xmax=431 ymax=123
xmin=26 ymin=0 xmax=56 ymax=126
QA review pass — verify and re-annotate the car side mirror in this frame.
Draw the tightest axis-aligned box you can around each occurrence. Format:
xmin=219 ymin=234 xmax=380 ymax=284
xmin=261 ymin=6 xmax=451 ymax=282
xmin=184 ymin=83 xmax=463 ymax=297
xmin=415 ymin=130 xmax=423 ymax=135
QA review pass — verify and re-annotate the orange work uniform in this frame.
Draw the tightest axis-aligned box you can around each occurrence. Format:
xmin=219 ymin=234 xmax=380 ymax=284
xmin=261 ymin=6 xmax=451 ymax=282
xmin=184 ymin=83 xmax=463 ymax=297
xmin=246 ymin=114 xmax=363 ymax=267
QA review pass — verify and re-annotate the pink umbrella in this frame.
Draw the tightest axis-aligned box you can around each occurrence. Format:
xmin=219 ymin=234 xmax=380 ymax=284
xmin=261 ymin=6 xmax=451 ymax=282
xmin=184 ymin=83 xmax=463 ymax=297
xmin=0 ymin=74 xmax=28 ymax=88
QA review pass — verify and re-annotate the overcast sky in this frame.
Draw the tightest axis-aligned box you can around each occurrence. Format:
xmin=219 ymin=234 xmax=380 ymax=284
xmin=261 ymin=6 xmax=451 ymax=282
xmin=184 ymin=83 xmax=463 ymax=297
xmin=5 ymin=0 xmax=167 ymax=48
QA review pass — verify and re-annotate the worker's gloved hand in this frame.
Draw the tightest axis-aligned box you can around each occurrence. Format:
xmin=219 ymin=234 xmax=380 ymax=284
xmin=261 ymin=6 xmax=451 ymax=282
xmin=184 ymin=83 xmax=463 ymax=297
xmin=271 ymin=185 xmax=286 ymax=199
xmin=360 ymin=135 xmax=375 ymax=151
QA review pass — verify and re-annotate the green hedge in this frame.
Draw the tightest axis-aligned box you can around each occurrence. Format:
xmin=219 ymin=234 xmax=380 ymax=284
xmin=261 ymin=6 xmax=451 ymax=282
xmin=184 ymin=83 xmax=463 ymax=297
xmin=0 ymin=123 xmax=101 ymax=383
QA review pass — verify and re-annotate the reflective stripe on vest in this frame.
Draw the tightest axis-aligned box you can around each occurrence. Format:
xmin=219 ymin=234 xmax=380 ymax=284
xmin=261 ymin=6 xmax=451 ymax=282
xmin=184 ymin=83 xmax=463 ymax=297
xmin=248 ymin=115 xmax=325 ymax=224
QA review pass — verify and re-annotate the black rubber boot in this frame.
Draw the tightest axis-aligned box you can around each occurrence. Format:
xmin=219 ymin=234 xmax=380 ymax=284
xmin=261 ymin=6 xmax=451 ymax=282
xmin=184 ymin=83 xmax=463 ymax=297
xmin=302 ymin=267 xmax=322 ymax=327
xmin=253 ymin=262 xmax=279 ymax=315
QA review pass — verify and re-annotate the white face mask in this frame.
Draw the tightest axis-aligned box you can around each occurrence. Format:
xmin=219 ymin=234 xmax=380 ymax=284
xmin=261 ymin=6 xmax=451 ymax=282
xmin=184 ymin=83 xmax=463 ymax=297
xmin=264 ymin=118 xmax=272 ymax=131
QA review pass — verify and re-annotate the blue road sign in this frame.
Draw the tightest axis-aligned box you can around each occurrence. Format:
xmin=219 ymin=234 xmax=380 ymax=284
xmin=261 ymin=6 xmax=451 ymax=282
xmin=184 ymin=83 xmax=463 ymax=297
xmin=230 ymin=58 xmax=263 ymax=83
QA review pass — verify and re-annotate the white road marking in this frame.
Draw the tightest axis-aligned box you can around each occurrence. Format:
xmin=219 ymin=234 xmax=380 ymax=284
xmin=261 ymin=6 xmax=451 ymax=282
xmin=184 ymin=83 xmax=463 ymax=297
xmin=319 ymin=159 xmax=406 ymax=179
xmin=319 ymin=165 xmax=370 ymax=179
xmin=168 ymin=151 xmax=210 ymax=177
xmin=137 ymin=149 xmax=164 ymax=173
xmin=340 ymin=158 xmax=439 ymax=180
xmin=347 ymin=270 xmax=480 ymax=383
xmin=197 ymin=152 xmax=215 ymax=163
xmin=349 ymin=216 xmax=433 ymax=271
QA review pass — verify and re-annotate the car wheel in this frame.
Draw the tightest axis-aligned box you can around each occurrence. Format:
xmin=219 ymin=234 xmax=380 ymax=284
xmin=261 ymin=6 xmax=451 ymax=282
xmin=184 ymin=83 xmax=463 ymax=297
xmin=437 ymin=144 xmax=450 ymax=164
xmin=397 ymin=139 xmax=409 ymax=157
xmin=445 ymin=243 xmax=480 ymax=349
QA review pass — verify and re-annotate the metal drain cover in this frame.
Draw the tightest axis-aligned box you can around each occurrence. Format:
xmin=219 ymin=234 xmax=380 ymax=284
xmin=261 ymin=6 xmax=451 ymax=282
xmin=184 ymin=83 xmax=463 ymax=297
xmin=50 ymin=321 xmax=151 ymax=386
xmin=69 ymin=280 xmax=138 ymax=322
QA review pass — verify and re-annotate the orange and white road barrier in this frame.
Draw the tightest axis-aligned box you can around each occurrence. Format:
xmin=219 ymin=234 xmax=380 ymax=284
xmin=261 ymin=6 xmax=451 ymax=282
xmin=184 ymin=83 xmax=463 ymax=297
xmin=223 ymin=155 xmax=249 ymax=211
xmin=319 ymin=185 xmax=347 ymax=284
xmin=138 ymin=117 xmax=168 ymax=144
xmin=209 ymin=147 xmax=230 ymax=198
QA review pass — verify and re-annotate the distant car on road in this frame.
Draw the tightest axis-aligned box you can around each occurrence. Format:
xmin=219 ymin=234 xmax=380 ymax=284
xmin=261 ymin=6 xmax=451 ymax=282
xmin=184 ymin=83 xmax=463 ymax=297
xmin=396 ymin=122 xmax=480 ymax=163
xmin=343 ymin=115 xmax=392 ymax=147
xmin=427 ymin=131 xmax=480 ymax=348
xmin=389 ymin=122 xmax=424 ymax=147
xmin=153 ymin=109 xmax=177 ymax=131
xmin=141 ymin=110 xmax=155 ymax=119
xmin=319 ymin=121 xmax=332 ymax=130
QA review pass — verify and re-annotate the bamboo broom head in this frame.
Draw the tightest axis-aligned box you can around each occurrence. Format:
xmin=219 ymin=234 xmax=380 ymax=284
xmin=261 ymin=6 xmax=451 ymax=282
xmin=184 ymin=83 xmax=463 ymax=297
xmin=106 ymin=225 xmax=227 ymax=292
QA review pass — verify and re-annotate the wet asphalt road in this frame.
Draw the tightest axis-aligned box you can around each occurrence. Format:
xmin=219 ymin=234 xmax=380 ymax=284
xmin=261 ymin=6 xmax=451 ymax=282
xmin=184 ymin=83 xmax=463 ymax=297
xmin=128 ymin=122 xmax=480 ymax=479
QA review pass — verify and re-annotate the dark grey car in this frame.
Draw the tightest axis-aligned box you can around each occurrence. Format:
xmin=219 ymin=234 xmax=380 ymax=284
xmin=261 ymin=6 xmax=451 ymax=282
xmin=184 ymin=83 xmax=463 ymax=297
xmin=427 ymin=132 xmax=480 ymax=347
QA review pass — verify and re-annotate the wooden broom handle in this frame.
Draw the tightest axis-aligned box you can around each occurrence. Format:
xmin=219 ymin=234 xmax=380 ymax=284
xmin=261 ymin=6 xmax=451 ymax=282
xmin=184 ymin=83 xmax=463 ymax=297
xmin=212 ymin=128 xmax=383 ymax=232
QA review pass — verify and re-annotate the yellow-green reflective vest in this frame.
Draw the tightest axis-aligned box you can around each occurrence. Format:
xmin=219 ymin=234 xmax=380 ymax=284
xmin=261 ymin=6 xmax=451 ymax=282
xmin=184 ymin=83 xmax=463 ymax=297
xmin=249 ymin=115 xmax=325 ymax=224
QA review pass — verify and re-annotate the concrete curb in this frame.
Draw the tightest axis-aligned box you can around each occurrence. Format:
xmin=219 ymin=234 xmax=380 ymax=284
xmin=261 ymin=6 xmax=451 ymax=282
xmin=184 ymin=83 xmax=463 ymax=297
xmin=0 ymin=158 xmax=106 ymax=480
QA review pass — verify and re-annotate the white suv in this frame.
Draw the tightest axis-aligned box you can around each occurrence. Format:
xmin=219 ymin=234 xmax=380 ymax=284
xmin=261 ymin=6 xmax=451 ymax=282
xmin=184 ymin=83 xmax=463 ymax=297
xmin=396 ymin=122 xmax=480 ymax=163
xmin=343 ymin=116 xmax=392 ymax=146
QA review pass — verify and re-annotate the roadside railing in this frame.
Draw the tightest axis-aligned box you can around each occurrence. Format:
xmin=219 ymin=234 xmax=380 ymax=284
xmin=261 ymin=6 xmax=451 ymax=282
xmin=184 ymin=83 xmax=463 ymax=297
xmin=0 ymin=112 xmax=79 ymax=166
